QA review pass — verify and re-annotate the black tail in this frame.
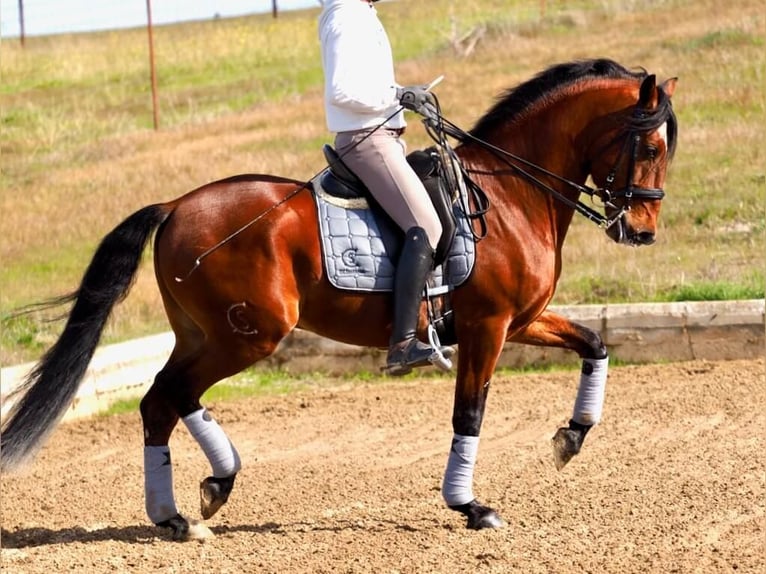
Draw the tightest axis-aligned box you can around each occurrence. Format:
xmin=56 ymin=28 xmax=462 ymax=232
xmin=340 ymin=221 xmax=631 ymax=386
xmin=1 ymin=204 xmax=171 ymax=471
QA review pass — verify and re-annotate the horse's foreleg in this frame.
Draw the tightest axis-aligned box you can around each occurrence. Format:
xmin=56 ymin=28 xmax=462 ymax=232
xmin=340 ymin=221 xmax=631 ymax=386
xmin=444 ymin=437 xmax=505 ymax=530
xmin=443 ymin=322 xmax=507 ymax=530
xmin=550 ymin=354 xmax=608 ymax=470
xmin=509 ymin=310 xmax=608 ymax=470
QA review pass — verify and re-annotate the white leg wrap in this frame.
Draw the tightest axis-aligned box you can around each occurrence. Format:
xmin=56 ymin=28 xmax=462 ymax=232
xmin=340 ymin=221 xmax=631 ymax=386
xmin=144 ymin=445 xmax=178 ymax=524
xmin=182 ymin=408 xmax=241 ymax=477
xmin=572 ymin=356 xmax=609 ymax=425
xmin=442 ymin=434 xmax=480 ymax=506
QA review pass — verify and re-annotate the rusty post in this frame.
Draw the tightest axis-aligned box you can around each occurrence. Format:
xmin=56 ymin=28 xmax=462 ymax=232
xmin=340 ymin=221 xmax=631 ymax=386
xmin=146 ymin=0 xmax=160 ymax=130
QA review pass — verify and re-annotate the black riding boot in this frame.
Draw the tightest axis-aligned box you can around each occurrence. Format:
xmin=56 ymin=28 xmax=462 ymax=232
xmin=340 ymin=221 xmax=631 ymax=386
xmin=385 ymin=227 xmax=444 ymax=376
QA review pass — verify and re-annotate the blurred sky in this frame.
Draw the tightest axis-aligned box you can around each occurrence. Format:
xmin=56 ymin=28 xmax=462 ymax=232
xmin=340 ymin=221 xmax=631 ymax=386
xmin=0 ymin=0 xmax=320 ymax=38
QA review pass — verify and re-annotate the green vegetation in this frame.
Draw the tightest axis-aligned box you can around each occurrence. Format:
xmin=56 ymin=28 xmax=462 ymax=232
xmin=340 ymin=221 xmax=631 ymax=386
xmin=100 ymin=368 xmax=310 ymax=416
xmin=2 ymin=0 xmax=764 ymax=366
xmin=99 ymin=360 xmax=586 ymax=418
xmin=663 ymin=279 xmax=764 ymax=302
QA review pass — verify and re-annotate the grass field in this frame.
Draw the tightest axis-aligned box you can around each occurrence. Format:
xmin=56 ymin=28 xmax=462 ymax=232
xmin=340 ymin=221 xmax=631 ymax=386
xmin=1 ymin=0 xmax=764 ymax=364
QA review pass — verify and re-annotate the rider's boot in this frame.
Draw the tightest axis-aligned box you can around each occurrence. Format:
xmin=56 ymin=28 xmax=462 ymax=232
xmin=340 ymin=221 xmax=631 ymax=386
xmin=385 ymin=227 xmax=453 ymax=376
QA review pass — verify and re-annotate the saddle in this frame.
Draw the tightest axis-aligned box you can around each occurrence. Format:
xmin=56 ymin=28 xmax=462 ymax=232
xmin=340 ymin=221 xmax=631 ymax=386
xmin=319 ymin=144 xmax=458 ymax=265
xmin=311 ymin=144 xmax=477 ymax=345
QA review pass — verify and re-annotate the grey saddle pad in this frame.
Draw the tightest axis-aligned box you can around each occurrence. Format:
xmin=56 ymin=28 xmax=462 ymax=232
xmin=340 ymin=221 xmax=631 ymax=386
xmin=312 ymin=173 xmax=476 ymax=293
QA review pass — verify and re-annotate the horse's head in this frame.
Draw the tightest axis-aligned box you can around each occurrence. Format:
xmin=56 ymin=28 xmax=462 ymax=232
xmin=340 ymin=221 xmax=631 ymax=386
xmin=590 ymin=74 xmax=678 ymax=246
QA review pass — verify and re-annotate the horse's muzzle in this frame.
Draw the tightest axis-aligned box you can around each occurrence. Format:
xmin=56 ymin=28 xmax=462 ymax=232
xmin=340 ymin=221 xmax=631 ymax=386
xmin=606 ymin=216 xmax=656 ymax=246
xmin=631 ymin=230 xmax=656 ymax=245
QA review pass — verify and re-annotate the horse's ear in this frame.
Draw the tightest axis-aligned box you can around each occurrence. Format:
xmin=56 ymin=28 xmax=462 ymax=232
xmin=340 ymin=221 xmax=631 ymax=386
xmin=638 ymin=74 xmax=657 ymax=108
xmin=660 ymin=77 xmax=678 ymax=98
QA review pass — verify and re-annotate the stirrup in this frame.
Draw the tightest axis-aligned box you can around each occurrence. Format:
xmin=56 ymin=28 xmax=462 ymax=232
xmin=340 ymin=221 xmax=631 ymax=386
xmin=427 ymin=324 xmax=454 ymax=372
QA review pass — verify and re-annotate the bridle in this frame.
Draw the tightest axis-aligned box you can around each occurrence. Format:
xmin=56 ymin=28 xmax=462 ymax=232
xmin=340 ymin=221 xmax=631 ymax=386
xmin=598 ymin=109 xmax=666 ymax=208
xmin=424 ymin=97 xmax=669 ymax=234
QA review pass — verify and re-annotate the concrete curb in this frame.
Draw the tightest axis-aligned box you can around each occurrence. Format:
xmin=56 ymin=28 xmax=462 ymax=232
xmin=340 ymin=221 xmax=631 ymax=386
xmin=1 ymin=300 xmax=763 ymax=422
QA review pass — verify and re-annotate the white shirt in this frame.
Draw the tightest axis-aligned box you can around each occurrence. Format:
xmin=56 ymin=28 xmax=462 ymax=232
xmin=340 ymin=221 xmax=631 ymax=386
xmin=318 ymin=0 xmax=405 ymax=133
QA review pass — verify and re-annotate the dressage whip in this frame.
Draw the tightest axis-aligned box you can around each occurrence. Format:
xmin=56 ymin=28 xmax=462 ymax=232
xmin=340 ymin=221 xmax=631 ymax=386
xmin=174 ymin=108 xmax=408 ymax=283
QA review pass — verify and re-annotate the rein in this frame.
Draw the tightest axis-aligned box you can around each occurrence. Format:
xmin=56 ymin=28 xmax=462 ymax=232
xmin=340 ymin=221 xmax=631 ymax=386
xmin=424 ymin=99 xmax=663 ymax=231
xmin=422 ymin=100 xmax=491 ymax=241
xmin=175 ymin=88 xmax=667 ymax=282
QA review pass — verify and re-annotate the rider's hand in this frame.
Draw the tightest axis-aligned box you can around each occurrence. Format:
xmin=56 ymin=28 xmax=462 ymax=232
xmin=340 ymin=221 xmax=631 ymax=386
xmin=396 ymin=85 xmax=437 ymax=119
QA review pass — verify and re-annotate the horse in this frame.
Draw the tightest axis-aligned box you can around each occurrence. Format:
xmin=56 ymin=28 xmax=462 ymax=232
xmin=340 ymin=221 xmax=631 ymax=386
xmin=1 ymin=58 xmax=677 ymax=539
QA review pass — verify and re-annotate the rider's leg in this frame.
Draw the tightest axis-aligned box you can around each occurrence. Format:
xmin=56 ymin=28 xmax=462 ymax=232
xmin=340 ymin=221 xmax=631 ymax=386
xmin=336 ymin=128 xmax=449 ymax=375
xmin=335 ymin=128 xmax=442 ymax=249
xmin=385 ymin=226 xmax=438 ymax=375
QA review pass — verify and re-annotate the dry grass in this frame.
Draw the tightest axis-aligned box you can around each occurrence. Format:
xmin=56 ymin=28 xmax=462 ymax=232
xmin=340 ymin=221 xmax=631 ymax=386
xmin=1 ymin=0 xmax=763 ymax=364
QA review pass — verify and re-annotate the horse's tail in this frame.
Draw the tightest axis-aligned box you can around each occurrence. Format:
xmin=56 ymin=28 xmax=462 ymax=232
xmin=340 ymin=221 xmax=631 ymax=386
xmin=1 ymin=203 xmax=172 ymax=472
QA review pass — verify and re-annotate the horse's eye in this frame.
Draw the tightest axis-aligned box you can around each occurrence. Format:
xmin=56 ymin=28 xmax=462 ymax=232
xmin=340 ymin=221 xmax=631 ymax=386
xmin=645 ymin=145 xmax=658 ymax=160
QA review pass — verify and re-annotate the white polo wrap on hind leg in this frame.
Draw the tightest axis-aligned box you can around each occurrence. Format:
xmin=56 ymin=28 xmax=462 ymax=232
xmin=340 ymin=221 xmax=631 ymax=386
xmin=182 ymin=408 xmax=242 ymax=477
xmin=442 ymin=434 xmax=480 ymax=506
xmin=572 ymin=357 xmax=609 ymax=425
xmin=144 ymin=445 xmax=178 ymax=524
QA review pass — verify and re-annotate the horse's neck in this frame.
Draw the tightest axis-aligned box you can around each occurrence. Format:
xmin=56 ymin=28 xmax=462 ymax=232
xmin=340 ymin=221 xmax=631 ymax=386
xmin=457 ymin=112 xmax=586 ymax=241
xmin=473 ymin=105 xmax=594 ymax=175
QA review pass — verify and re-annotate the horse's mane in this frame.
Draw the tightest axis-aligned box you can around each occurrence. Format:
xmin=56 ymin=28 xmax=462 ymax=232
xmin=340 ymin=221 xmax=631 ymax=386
xmin=469 ymin=58 xmax=677 ymax=158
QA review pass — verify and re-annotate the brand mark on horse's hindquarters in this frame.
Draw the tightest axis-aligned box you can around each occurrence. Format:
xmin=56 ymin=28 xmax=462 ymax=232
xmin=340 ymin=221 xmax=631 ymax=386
xmin=227 ymin=302 xmax=259 ymax=335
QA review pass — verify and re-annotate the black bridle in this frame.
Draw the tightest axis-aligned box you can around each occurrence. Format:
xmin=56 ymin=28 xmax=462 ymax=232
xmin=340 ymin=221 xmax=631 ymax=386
xmin=600 ymin=111 xmax=667 ymax=207
xmin=423 ymin=97 xmax=669 ymax=234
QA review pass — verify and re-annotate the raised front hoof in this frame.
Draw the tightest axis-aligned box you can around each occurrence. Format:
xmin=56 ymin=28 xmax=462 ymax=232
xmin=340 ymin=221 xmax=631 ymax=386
xmin=156 ymin=514 xmax=214 ymax=542
xmin=449 ymin=500 xmax=505 ymax=530
xmin=200 ymin=475 xmax=236 ymax=520
xmin=551 ymin=421 xmax=590 ymax=470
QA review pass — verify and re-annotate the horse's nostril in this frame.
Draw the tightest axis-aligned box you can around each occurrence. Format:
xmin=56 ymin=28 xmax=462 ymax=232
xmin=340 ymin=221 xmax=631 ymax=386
xmin=635 ymin=231 xmax=656 ymax=245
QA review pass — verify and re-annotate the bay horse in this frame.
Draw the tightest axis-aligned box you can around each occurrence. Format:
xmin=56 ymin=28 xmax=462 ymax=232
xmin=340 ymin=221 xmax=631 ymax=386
xmin=1 ymin=59 xmax=677 ymax=539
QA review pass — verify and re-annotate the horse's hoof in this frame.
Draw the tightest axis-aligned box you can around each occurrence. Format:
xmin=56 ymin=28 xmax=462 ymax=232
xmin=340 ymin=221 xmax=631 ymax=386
xmin=200 ymin=475 xmax=236 ymax=519
xmin=157 ymin=513 xmax=214 ymax=541
xmin=187 ymin=519 xmax=215 ymax=541
xmin=449 ymin=499 xmax=505 ymax=530
xmin=157 ymin=513 xmax=191 ymax=541
xmin=551 ymin=421 xmax=590 ymax=470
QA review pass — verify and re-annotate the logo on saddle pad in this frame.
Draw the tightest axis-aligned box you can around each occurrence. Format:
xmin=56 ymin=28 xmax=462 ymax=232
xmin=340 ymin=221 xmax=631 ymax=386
xmin=340 ymin=248 xmax=360 ymax=270
xmin=311 ymin=174 xmax=476 ymax=293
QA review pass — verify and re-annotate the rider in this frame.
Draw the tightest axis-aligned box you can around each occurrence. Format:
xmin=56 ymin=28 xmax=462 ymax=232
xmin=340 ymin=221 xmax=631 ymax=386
xmin=319 ymin=0 xmax=448 ymax=375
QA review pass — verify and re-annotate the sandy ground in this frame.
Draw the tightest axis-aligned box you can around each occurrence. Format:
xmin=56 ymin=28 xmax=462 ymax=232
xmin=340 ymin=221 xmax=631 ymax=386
xmin=1 ymin=359 xmax=764 ymax=573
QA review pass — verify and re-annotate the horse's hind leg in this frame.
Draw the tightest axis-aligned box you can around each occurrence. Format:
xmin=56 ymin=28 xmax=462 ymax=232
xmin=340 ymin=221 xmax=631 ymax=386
xmin=141 ymin=371 xmax=185 ymax=538
xmin=141 ymin=345 xmax=251 ymax=540
xmin=140 ymin=326 xmax=287 ymax=540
